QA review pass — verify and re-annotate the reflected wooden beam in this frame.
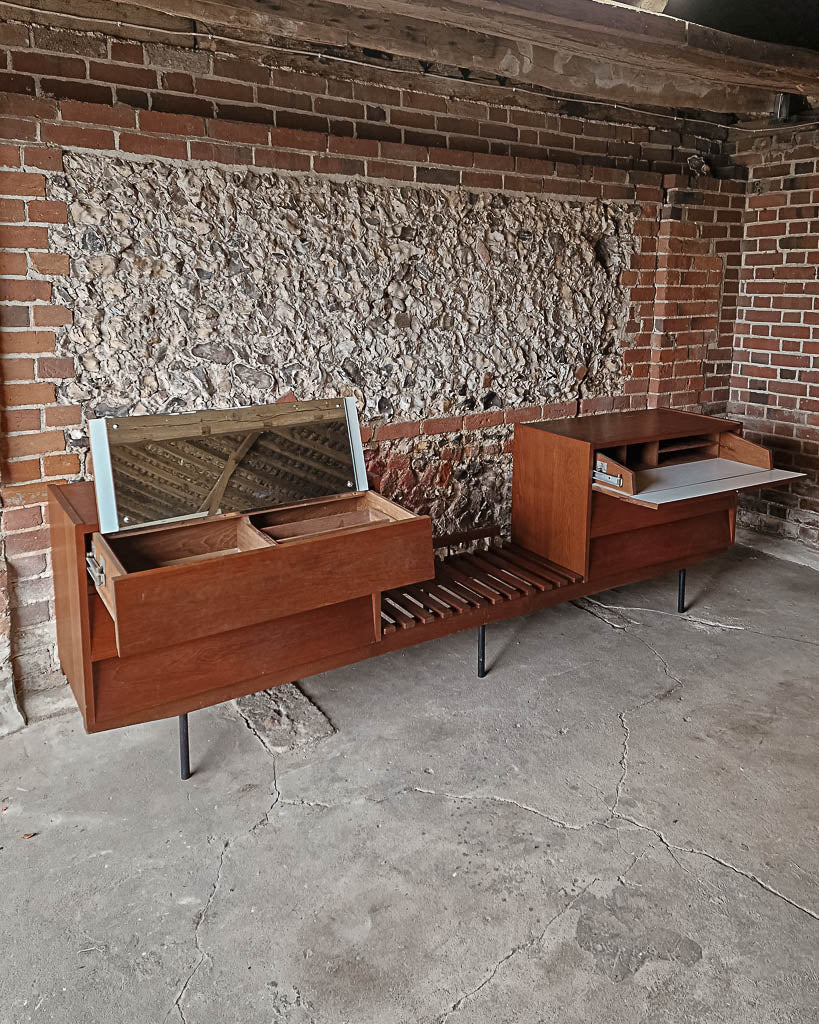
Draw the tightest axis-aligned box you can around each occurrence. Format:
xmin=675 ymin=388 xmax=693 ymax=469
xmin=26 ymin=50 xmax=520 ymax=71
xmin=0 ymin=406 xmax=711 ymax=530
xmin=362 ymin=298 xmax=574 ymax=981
xmin=199 ymin=430 xmax=261 ymax=515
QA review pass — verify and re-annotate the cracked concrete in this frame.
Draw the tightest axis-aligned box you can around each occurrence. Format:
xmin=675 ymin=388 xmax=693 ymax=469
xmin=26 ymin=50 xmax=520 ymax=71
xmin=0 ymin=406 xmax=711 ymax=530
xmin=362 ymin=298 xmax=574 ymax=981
xmin=0 ymin=544 xmax=817 ymax=1022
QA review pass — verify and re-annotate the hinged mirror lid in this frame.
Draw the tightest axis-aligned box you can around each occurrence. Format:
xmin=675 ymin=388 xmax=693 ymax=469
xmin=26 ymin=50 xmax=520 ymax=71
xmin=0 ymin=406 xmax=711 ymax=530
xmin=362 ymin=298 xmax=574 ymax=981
xmin=89 ymin=398 xmax=368 ymax=534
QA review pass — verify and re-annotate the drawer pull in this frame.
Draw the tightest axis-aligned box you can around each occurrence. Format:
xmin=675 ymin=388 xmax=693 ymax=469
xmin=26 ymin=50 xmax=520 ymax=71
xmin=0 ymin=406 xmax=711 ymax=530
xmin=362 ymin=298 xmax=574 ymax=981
xmin=86 ymin=552 xmax=106 ymax=589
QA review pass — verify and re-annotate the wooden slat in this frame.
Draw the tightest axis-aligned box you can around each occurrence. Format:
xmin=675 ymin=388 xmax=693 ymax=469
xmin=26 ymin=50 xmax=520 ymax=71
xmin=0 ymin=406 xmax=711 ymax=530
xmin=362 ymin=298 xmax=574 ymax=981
xmin=420 ymin=581 xmax=470 ymax=613
xmin=386 ymin=589 xmax=434 ymax=624
xmin=433 ymin=567 xmax=490 ymax=608
xmin=465 ymin=552 xmax=536 ymax=596
xmin=479 ymin=549 xmax=546 ymax=591
xmin=505 ymin=543 xmax=581 ymax=584
xmin=492 ymin=546 xmax=557 ymax=590
xmin=382 ymin=595 xmax=418 ymax=629
xmin=437 ymin=562 xmax=504 ymax=604
xmin=451 ymin=554 xmax=522 ymax=599
xmin=404 ymin=584 xmax=454 ymax=618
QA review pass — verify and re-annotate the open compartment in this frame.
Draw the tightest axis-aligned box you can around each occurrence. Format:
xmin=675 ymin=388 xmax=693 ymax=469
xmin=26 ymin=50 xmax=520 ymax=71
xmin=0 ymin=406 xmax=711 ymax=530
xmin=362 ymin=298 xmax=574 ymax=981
xmin=98 ymin=515 xmax=275 ymax=573
xmin=251 ymin=491 xmax=412 ymax=542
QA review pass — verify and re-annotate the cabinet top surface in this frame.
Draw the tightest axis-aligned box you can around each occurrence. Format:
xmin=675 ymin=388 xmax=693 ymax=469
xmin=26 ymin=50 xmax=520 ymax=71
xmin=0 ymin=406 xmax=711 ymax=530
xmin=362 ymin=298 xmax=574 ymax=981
xmin=521 ymin=409 xmax=741 ymax=447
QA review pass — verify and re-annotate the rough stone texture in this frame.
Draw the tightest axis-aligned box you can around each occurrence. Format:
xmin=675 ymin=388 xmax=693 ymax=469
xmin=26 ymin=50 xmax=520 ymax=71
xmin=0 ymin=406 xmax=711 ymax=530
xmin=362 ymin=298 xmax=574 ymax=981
xmin=1 ymin=546 xmax=816 ymax=1022
xmin=366 ymin=428 xmax=512 ymax=536
xmin=0 ymin=539 xmax=25 ymax=738
xmin=48 ymin=154 xmax=636 ymax=437
xmin=234 ymin=685 xmax=335 ymax=754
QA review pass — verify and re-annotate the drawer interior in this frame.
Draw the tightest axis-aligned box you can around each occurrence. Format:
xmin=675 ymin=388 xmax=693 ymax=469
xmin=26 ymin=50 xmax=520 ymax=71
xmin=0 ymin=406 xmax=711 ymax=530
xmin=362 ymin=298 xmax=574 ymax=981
xmin=251 ymin=493 xmax=405 ymax=542
xmin=597 ymin=434 xmax=719 ymax=472
xmin=106 ymin=515 xmax=274 ymax=572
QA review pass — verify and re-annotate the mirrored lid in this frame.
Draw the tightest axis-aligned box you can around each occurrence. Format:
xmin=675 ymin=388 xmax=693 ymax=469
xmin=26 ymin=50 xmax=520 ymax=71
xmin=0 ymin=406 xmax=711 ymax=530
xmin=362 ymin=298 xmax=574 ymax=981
xmin=89 ymin=398 xmax=368 ymax=534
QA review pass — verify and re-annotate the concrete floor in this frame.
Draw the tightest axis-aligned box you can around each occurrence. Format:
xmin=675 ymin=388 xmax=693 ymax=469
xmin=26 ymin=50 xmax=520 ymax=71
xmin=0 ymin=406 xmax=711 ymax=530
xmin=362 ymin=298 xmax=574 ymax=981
xmin=1 ymin=545 xmax=817 ymax=1023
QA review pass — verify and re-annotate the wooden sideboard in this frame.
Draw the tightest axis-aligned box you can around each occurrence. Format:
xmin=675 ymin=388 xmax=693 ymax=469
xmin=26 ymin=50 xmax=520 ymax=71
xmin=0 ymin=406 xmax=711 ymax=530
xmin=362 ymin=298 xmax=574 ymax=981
xmin=512 ymin=408 xmax=802 ymax=584
xmin=48 ymin=407 xmax=803 ymax=779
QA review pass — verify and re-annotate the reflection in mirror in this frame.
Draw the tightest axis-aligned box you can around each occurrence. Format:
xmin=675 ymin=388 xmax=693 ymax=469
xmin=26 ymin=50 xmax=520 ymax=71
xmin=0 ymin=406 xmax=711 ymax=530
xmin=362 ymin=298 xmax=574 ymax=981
xmin=90 ymin=400 xmax=365 ymax=533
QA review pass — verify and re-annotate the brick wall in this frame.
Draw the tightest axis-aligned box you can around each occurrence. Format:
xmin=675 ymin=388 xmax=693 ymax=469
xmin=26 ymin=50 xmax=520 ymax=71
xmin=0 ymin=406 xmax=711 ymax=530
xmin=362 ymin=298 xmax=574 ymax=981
xmin=726 ymin=128 xmax=819 ymax=547
xmin=0 ymin=12 xmax=804 ymax=721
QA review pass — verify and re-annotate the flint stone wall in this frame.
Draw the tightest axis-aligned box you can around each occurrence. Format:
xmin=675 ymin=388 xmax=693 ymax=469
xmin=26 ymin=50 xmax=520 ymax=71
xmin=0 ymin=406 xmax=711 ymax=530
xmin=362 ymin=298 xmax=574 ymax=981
xmin=48 ymin=153 xmax=637 ymax=530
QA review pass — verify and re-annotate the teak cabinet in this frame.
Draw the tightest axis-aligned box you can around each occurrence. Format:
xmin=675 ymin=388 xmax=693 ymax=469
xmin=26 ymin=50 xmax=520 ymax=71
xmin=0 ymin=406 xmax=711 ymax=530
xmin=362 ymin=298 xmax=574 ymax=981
xmin=512 ymin=409 xmax=803 ymax=583
xmin=49 ymin=484 xmax=434 ymax=732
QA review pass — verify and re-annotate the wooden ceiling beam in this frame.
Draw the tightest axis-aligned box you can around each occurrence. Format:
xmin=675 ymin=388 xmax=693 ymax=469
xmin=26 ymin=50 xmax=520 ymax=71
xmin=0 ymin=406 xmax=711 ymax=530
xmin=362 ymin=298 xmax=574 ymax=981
xmin=15 ymin=0 xmax=817 ymax=114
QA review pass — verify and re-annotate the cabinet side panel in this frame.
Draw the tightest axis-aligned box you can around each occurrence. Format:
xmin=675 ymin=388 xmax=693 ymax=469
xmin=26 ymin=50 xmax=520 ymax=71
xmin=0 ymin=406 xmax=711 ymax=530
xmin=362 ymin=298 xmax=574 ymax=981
xmin=47 ymin=492 xmax=92 ymax=724
xmin=511 ymin=426 xmax=591 ymax=577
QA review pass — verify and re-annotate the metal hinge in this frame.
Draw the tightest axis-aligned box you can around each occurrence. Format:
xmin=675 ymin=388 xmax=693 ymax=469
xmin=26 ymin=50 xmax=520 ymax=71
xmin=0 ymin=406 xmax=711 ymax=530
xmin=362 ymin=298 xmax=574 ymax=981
xmin=86 ymin=552 xmax=106 ymax=589
xmin=593 ymin=469 xmax=623 ymax=488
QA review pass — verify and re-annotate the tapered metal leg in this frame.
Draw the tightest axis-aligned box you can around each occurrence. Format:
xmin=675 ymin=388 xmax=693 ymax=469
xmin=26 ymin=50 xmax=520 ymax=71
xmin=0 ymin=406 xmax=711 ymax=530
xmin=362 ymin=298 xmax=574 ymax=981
xmin=677 ymin=569 xmax=686 ymax=614
xmin=179 ymin=714 xmax=191 ymax=781
xmin=477 ymin=625 xmax=486 ymax=678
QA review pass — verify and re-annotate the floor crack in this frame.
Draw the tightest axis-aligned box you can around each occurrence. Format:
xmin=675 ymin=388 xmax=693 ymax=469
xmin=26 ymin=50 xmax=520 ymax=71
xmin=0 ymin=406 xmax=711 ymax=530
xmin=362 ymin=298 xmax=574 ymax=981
xmin=434 ymin=882 xmax=594 ymax=1022
xmin=165 ymin=837 xmax=230 ymax=1023
xmin=613 ymin=813 xmax=819 ymax=921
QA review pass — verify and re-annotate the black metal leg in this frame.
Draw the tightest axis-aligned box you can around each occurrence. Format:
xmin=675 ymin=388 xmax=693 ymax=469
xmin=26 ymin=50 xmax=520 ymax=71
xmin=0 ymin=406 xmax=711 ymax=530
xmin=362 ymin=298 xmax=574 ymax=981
xmin=677 ymin=569 xmax=686 ymax=614
xmin=477 ymin=625 xmax=486 ymax=678
xmin=179 ymin=713 xmax=191 ymax=781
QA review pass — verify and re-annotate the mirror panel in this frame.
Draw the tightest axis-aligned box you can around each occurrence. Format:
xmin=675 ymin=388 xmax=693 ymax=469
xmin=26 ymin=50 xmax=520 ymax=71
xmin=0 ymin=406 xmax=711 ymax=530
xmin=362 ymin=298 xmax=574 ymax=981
xmin=90 ymin=399 xmax=367 ymax=533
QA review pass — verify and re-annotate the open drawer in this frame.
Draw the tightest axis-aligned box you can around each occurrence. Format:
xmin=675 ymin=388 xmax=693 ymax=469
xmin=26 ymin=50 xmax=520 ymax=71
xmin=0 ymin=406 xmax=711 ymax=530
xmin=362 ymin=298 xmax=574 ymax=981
xmin=591 ymin=430 xmax=803 ymax=509
xmin=90 ymin=491 xmax=434 ymax=657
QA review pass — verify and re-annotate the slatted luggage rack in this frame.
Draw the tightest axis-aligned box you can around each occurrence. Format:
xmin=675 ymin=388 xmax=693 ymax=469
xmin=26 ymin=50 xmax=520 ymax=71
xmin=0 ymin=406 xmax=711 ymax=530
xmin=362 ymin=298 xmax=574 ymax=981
xmin=380 ymin=542 xmax=580 ymax=635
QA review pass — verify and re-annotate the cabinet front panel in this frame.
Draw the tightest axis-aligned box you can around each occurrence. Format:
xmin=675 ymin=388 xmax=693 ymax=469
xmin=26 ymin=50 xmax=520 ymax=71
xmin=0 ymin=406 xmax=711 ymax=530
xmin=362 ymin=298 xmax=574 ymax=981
xmin=588 ymin=510 xmax=732 ymax=579
xmin=92 ymin=595 xmax=376 ymax=730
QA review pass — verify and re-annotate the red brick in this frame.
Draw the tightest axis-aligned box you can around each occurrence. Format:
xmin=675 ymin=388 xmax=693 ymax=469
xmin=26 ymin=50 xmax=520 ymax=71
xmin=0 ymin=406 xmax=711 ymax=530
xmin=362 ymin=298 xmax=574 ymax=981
xmin=271 ymin=70 xmax=327 ymax=95
xmin=12 ymin=51 xmax=86 ymax=79
xmin=28 ymin=200 xmax=67 ymax=224
xmin=0 ymin=252 xmax=26 ymax=274
xmin=212 ymin=57 xmax=269 ymax=84
xmin=268 ymin=127 xmax=326 ymax=152
xmin=5 ymin=430 xmax=65 ymax=458
xmin=328 ymin=136 xmax=379 ymax=157
xmin=33 ymin=306 xmax=72 ymax=327
xmin=379 ymin=140 xmax=427 ymax=164
xmin=428 ymin=146 xmax=473 ymax=168
xmin=2 ymin=226 xmax=48 ymax=252
xmin=402 ymin=91 xmax=447 ymax=113
xmin=4 ymin=527 xmax=50 ymax=556
xmin=354 ymin=83 xmax=400 ymax=106
xmin=206 ymin=119 xmax=269 ymax=145
xmin=366 ymin=160 xmax=414 ymax=182
xmin=139 ymin=110 xmax=205 ymax=136
xmin=41 ymin=79 xmax=112 ymax=105
xmin=43 ymin=453 xmax=81 ymax=477
xmin=41 ymin=124 xmax=115 ymax=150
xmin=422 ymin=416 xmax=462 ymax=435
xmin=253 ymin=149 xmax=311 ymax=171
xmin=0 ymin=357 xmax=34 ymax=379
xmin=0 ymin=170 xmax=45 ymax=197
xmin=464 ymin=410 xmax=504 ymax=429
xmin=24 ymin=147 xmax=63 ymax=171
xmin=0 ymin=23 xmax=29 ymax=47
xmin=416 ymin=167 xmax=460 ymax=187
xmin=0 ymin=306 xmax=29 ymax=327
xmin=314 ymin=97 xmax=364 ymax=119
xmin=3 ymin=461 xmax=42 ymax=485
xmin=110 ymin=41 xmax=144 ymax=63
xmin=195 ymin=77 xmax=253 ymax=102
xmin=45 ymin=405 xmax=81 ymax=427
xmin=0 ymin=380 xmax=55 ymax=406
xmin=0 ymin=71 xmax=36 ymax=97
xmin=162 ymin=71 xmax=194 ymax=93
xmin=37 ymin=356 xmax=74 ymax=378
xmin=0 ymin=330 xmax=55 ymax=354
xmin=89 ymin=61 xmax=156 ymax=88
xmin=0 ymin=198 xmax=24 ymax=221
xmin=0 ymin=144 xmax=20 ymax=168
xmin=313 ymin=155 xmax=363 ymax=176
xmin=119 ymin=133 xmax=187 ymax=159
xmin=462 ymin=171 xmax=503 ymax=190
xmin=376 ymin=421 xmax=421 ymax=441
xmin=189 ymin=141 xmax=252 ymax=165
xmin=60 ymin=99 xmax=136 ymax=128
xmin=2 ymin=94 xmax=58 ymax=120
xmin=0 ymin=279 xmax=50 ymax=301
xmin=2 ymin=409 xmax=39 ymax=433
xmin=29 ymin=252 xmax=70 ymax=275
xmin=0 ymin=117 xmax=37 ymax=142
